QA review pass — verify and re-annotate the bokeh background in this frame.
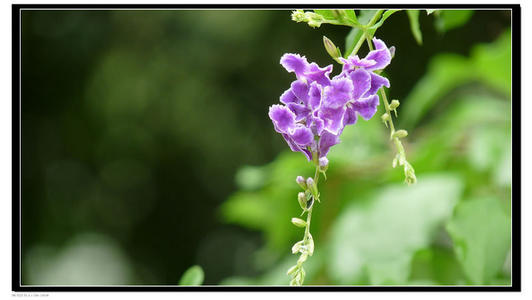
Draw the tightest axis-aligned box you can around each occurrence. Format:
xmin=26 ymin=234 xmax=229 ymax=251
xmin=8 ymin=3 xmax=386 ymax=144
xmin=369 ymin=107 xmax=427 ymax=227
xmin=21 ymin=9 xmax=512 ymax=285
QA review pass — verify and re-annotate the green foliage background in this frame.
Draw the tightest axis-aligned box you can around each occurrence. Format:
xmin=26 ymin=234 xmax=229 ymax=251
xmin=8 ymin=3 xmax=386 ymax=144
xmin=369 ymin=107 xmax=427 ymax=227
xmin=21 ymin=9 xmax=511 ymax=285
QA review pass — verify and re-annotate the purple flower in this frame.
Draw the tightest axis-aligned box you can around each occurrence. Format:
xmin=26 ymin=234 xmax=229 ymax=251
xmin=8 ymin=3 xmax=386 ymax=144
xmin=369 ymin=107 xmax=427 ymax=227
xmin=270 ymin=38 xmax=393 ymax=161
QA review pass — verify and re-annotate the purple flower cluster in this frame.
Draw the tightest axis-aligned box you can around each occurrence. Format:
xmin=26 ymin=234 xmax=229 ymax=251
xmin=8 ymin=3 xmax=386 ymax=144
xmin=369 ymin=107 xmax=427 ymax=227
xmin=269 ymin=38 xmax=393 ymax=161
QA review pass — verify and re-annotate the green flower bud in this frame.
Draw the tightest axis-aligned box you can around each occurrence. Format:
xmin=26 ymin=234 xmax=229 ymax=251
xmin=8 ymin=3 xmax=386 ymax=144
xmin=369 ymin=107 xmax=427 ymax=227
xmin=306 ymin=177 xmax=318 ymax=197
xmin=291 ymin=218 xmax=307 ymax=228
xmin=318 ymin=157 xmax=329 ymax=173
xmin=291 ymin=10 xmax=307 ymax=22
xmin=381 ymin=112 xmax=390 ymax=123
xmin=292 ymin=241 xmax=304 ymax=254
xmin=287 ymin=265 xmax=298 ymax=275
xmin=323 ymin=36 xmax=342 ymax=62
xmin=298 ymin=252 xmax=308 ymax=264
xmin=296 ymin=176 xmax=306 ymax=189
xmin=298 ymin=192 xmax=307 ymax=210
xmin=393 ymin=129 xmax=408 ymax=139
xmin=389 ymin=99 xmax=400 ymax=109
xmin=307 ymin=234 xmax=314 ymax=256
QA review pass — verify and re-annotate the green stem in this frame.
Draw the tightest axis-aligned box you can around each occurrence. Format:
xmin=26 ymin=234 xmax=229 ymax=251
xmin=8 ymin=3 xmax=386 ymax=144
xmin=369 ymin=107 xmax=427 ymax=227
xmin=348 ymin=10 xmax=384 ymax=57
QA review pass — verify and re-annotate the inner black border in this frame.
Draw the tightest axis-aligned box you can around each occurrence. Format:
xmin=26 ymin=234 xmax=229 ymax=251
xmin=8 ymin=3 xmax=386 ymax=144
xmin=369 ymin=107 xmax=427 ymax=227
xmin=12 ymin=3 xmax=521 ymax=292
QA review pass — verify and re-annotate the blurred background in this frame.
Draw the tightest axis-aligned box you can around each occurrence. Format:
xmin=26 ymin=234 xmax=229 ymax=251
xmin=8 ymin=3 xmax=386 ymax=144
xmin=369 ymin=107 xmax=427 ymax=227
xmin=21 ymin=9 xmax=512 ymax=285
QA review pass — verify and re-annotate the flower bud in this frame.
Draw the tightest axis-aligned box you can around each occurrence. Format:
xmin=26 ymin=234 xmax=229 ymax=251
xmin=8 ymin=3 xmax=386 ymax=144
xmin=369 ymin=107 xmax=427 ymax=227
xmin=307 ymin=234 xmax=314 ymax=256
xmin=306 ymin=177 xmax=318 ymax=197
xmin=298 ymin=192 xmax=307 ymax=210
xmin=298 ymin=252 xmax=308 ymax=264
xmin=291 ymin=10 xmax=307 ymax=22
xmin=393 ymin=129 xmax=408 ymax=139
xmin=291 ymin=218 xmax=307 ymax=228
xmin=296 ymin=176 xmax=307 ymax=189
xmin=389 ymin=99 xmax=400 ymax=109
xmin=287 ymin=265 xmax=298 ymax=275
xmin=318 ymin=157 xmax=329 ymax=173
xmin=323 ymin=36 xmax=341 ymax=61
xmin=292 ymin=241 xmax=303 ymax=254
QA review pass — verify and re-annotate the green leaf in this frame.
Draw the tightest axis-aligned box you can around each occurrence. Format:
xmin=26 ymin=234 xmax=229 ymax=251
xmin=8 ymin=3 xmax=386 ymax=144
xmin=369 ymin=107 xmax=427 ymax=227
xmin=426 ymin=9 xmax=437 ymax=15
xmin=313 ymin=9 xmax=336 ymax=20
xmin=407 ymin=10 xmax=423 ymax=44
xmin=368 ymin=9 xmax=401 ymax=31
xmin=446 ymin=197 xmax=511 ymax=284
xmin=328 ymin=174 xmax=463 ymax=284
xmin=435 ymin=10 xmax=474 ymax=33
xmin=179 ymin=265 xmax=204 ymax=285
xmin=345 ymin=10 xmax=358 ymax=24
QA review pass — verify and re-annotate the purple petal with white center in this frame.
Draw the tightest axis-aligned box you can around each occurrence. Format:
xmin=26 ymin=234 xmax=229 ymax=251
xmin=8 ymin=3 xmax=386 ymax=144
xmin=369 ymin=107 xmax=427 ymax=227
xmin=352 ymin=94 xmax=380 ymax=120
xmin=363 ymin=38 xmax=392 ymax=71
xmin=343 ymin=105 xmax=358 ymax=126
xmin=322 ymin=77 xmax=353 ymax=109
xmin=269 ymin=104 xmax=296 ymax=133
xmin=280 ymin=53 xmax=309 ymax=79
xmin=308 ymin=82 xmax=322 ymax=110
xmin=318 ymin=105 xmax=346 ymax=135
xmin=349 ymin=68 xmax=371 ymax=100
xmin=365 ymin=72 xmax=390 ymax=96
xmin=290 ymin=126 xmax=314 ymax=146
xmin=304 ymin=63 xmax=333 ymax=86
xmin=287 ymin=103 xmax=311 ymax=121
xmin=290 ymin=80 xmax=310 ymax=105
xmin=280 ymin=88 xmax=297 ymax=104
xmin=319 ymin=130 xmax=341 ymax=158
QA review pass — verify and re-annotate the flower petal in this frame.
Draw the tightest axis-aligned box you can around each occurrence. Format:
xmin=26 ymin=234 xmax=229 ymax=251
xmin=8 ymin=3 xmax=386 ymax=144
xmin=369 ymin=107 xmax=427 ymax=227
xmin=318 ymin=105 xmax=346 ymax=135
xmin=322 ymin=77 xmax=353 ymax=109
xmin=280 ymin=53 xmax=309 ymax=79
xmin=269 ymin=104 xmax=296 ymax=133
xmin=343 ymin=105 xmax=358 ymax=126
xmin=280 ymin=88 xmax=297 ymax=104
xmin=364 ymin=38 xmax=392 ymax=71
xmin=349 ymin=68 xmax=371 ymax=100
xmin=290 ymin=125 xmax=314 ymax=146
xmin=365 ymin=72 xmax=390 ymax=96
xmin=352 ymin=94 xmax=380 ymax=120
xmin=319 ymin=130 xmax=341 ymax=158
xmin=308 ymin=82 xmax=322 ymax=111
xmin=304 ymin=62 xmax=333 ymax=86
xmin=282 ymin=133 xmax=313 ymax=161
xmin=310 ymin=116 xmax=324 ymax=136
xmin=287 ymin=103 xmax=311 ymax=122
xmin=290 ymin=80 xmax=310 ymax=105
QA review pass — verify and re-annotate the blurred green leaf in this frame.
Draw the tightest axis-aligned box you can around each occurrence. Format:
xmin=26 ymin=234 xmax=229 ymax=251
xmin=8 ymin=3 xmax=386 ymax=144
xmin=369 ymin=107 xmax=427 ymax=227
xmin=328 ymin=175 xmax=463 ymax=284
xmin=179 ymin=265 xmax=204 ymax=285
xmin=235 ymin=165 xmax=268 ymax=191
xmin=435 ymin=10 xmax=474 ymax=33
xmin=426 ymin=9 xmax=437 ymax=15
xmin=446 ymin=197 xmax=511 ymax=284
xmin=401 ymin=30 xmax=511 ymax=129
xmin=407 ymin=10 xmax=423 ymax=44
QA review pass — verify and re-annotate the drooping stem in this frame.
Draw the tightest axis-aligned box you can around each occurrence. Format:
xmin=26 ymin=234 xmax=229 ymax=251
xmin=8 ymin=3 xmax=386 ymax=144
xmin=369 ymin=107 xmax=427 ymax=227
xmin=366 ymin=35 xmax=417 ymax=184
